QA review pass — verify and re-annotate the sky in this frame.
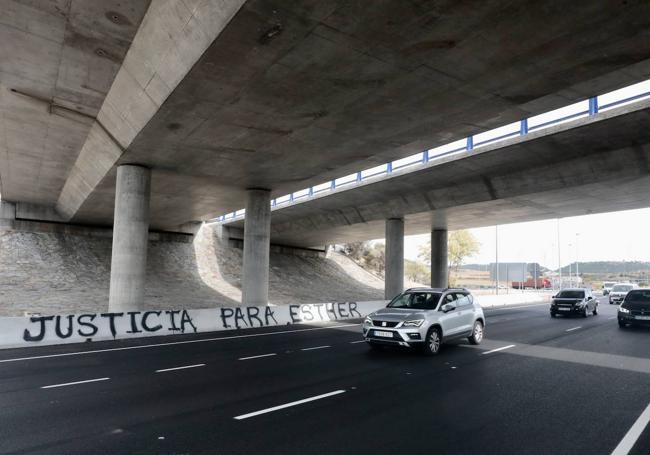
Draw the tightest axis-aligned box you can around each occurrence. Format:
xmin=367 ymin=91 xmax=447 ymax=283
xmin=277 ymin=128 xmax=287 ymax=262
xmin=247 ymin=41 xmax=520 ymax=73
xmin=399 ymin=207 xmax=650 ymax=269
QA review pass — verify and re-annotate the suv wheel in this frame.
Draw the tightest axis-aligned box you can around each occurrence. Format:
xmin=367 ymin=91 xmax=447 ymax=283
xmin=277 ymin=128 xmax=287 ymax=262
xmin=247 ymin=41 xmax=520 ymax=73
xmin=582 ymin=306 xmax=589 ymax=318
xmin=422 ymin=327 xmax=442 ymax=356
xmin=618 ymin=320 xmax=626 ymax=329
xmin=592 ymin=305 xmax=598 ymax=316
xmin=468 ymin=320 xmax=484 ymax=345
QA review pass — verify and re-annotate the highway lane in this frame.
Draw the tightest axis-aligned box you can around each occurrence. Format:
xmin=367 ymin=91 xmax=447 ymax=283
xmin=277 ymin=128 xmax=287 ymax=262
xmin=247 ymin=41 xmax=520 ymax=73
xmin=0 ymin=297 xmax=649 ymax=454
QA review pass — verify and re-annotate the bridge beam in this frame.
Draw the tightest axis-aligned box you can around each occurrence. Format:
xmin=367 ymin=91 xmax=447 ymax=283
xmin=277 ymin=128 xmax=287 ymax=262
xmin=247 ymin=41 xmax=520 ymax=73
xmin=109 ymin=165 xmax=151 ymax=311
xmin=431 ymin=229 xmax=448 ymax=288
xmin=242 ymin=189 xmax=271 ymax=306
xmin=385 ymin=218 xmax=404 ymax=300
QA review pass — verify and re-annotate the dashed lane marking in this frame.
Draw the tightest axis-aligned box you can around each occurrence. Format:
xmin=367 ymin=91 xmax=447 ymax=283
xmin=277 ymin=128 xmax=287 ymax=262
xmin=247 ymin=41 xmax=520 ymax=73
xmin=301 ymin=345 xmax=331 ymax=351
xmin=0 ymin=324 xmax=360 ymax=364
xmin=482 ymin=345 xmax=516 ymax=355
xmin=239 ymin=354 xmax=276 ymax=361
xmin=41 ymin=377 xmax=110 ymax=389
xmin=155 ymin=364 xmax=205 ymax=373
xmin=234 ymin=390 xmax=346 ymax=420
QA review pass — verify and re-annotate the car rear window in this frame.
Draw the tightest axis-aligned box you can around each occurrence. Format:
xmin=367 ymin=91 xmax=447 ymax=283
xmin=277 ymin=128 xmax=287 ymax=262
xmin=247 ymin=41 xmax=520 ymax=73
xmin=613 ymin=285 xmax=633 ymax=292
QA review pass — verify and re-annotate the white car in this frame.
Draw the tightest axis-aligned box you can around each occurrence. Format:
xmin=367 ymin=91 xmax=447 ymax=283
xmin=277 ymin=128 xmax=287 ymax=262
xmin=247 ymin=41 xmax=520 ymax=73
xmin=602 ymin=282 xmax=615 ymax=296
xmin=609 ymin=283 xmax=638 ymax=304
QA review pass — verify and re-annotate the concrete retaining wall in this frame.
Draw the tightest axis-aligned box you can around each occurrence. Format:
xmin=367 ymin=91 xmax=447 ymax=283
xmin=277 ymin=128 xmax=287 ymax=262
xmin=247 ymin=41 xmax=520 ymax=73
xmin=0 ymin=301 xmax=386 ymax=349
xmin=476 ymin=292 xmax=552 ymax=308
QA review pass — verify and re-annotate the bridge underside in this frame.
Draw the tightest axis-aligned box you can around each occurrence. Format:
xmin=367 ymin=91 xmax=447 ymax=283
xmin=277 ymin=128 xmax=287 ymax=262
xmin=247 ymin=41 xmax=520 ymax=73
xmin=3 ymin=1 xmax=650 ymax=231
xmin=224 ymin=100 xmax=650 ymax=247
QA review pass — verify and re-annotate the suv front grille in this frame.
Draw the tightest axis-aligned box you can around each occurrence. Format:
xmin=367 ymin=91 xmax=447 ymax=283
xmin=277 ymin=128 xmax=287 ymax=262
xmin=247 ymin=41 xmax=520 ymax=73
xmin=372 ymin=320 xmax=399 ymax=328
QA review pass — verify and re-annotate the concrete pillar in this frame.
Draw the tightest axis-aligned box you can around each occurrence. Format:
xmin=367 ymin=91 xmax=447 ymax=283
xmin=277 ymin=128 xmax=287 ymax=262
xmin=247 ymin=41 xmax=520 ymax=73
xmin=109 ymin=165 xmax=151 ymax=311
xmin=385 ymin=218 xmax=404 ymax=300
xmin=242 ymin=188 xmax=271 ymax=306
xmin=431 ymin=229 xmax=448 ymax=288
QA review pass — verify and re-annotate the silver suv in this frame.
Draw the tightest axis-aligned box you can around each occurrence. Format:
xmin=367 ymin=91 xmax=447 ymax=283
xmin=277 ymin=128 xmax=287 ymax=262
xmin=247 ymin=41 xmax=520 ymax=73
xmin=363 ymin=287 xmax=485 ymax=355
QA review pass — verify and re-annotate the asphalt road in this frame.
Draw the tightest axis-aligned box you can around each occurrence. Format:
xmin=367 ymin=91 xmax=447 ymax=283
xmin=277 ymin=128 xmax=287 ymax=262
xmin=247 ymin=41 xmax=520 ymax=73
xmin=0 ymin=296 xmax=648 ymax=455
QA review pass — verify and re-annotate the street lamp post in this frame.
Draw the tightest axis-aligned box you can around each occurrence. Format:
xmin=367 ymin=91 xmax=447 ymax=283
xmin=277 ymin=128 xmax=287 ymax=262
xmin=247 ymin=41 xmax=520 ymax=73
xmin=557 ymin=219 xmax=562 ymax=290
xmin=568 ymin=242 xmax=573 ymax=287
xmin=495 ymin=225 xmax=499 ymax=296
xmin=575 ymin=233 xmax=580 ymax=285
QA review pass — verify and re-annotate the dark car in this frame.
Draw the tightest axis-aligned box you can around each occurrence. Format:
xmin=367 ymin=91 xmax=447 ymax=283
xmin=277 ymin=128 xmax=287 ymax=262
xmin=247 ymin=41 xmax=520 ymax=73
xmin=618 ymin=289 xmax=650 ymax=328
xmin=550 ymin=288 xmax=598 ymax=318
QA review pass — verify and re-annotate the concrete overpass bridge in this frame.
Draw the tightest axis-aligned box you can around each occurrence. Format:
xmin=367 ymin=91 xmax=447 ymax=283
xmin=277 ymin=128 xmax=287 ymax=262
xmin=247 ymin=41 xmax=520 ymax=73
xmin=221 ymin=96 xmax=650 ymax=298
xmin=2 ymin=0 xmax=650 ymax=310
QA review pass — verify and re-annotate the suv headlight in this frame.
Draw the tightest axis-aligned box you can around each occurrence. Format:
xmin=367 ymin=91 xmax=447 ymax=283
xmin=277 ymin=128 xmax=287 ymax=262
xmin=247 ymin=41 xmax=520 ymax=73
xmin=402 ymin=319 xmax=425 ymax=327
xmin=364 ymin=316 xmax=373 ymax=325
xmin=619 ymin=307 xmax=630 ymax=314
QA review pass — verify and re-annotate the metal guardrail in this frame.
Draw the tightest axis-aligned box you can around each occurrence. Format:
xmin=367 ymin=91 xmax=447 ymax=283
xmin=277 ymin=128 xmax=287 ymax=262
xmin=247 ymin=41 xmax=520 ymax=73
xmin=214 ymin=89 xmax=650 ymax=223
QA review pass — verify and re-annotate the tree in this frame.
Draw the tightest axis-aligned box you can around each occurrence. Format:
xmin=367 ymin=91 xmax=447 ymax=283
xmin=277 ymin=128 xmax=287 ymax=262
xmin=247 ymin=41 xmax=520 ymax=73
xmin=416 ymin=230 xmax=481 ymax=285
xmin=405 ymin=259 xmax=430 ymax=284
xmin=342 ymin=241 xmax=385 ymax=277
xmin=447 ymin=230 xmax=480 ymax=285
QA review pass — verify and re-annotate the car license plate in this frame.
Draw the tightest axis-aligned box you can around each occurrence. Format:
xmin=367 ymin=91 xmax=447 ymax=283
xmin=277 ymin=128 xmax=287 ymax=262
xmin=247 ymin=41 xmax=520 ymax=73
xmin=635 ymin=315 xmax=650 ymax=320
xmin=373 ymin=330 xmax=393 ymax=338
xmin=558 ymin=307 xmax=571 ymax=311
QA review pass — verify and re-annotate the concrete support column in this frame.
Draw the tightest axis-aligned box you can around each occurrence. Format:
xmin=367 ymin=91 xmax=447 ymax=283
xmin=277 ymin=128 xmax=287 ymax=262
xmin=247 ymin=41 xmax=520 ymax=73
xmin=242 ymin=188 xmax=271 ymax=306
xmin=431 ymin=229 xmax=448 ymax=288
xmin=109 ymin=165 xmax=151 ymax=311
xmin=385 ymin=218 xmax=404 ymax=300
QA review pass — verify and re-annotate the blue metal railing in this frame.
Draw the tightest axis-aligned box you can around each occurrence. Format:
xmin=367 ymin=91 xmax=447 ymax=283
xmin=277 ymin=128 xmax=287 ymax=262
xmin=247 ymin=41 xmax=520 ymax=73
xmin=216 ymin=89 xmax=650 ymax=223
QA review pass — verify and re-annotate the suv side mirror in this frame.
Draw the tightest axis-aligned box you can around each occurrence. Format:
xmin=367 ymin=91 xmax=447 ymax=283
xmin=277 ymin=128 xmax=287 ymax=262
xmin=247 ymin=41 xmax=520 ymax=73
xmin=441 ymin=302 xmax=456 ymax=313
xmin=587 ymin=296 xmax=593 ymax=300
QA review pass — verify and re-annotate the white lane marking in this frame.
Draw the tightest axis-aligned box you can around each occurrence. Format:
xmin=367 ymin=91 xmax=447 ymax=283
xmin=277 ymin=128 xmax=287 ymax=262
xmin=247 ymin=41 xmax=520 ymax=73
xmin=0 ymin=324 xmax=360 ymax=364
xmin=301 ymin=345 xmax=331 ymax=351
xmin=239 ymin=353 xmax=276 ymax=361
xmin=482 ymin=345 xmax=516 ymax=355
xmin=608 ymin=316 xmax=617 ymax=320
xmin=41 ymin=377 xmax=110 ymax=389
xmin=611 ymin=402 xmax=650 ymax=455
xmin=155 ymin=364 xmax=205 ymax=373
xmin=349 ymin=340 xmax=366 ymax=344
xmin=234 ymin=390 xmax=346 ymax=420
xmin=565 ymin=326 xmax=582 ymax=332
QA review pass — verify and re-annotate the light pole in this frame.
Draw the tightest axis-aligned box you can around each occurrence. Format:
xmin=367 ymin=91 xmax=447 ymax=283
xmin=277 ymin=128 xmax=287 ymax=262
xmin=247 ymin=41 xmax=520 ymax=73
xmin=557 ymin=219 xmax=562 ymax=290
xmin=575 ymin=233 xmax=580 ymax=285
xmin=495 ymin=225 xmax=499 ymax=295
xmin=568 ymin=242 xmax=573 ymax=287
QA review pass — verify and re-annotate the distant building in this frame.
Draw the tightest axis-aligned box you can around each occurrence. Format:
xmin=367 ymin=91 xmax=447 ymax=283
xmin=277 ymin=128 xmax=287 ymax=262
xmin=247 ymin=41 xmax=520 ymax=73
xmin=489 ymin=263 xmax=543 ymax=282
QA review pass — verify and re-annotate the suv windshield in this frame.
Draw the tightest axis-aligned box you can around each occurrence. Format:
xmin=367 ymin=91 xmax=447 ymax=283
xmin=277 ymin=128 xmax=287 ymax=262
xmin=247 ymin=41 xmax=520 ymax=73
xmin=556 ymin=290 xmax=584 ymax=299
xmin=613 ymin=285 xmax=633 ymax=292
xmin=388 ymin=292 xmax=441 ymax=310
